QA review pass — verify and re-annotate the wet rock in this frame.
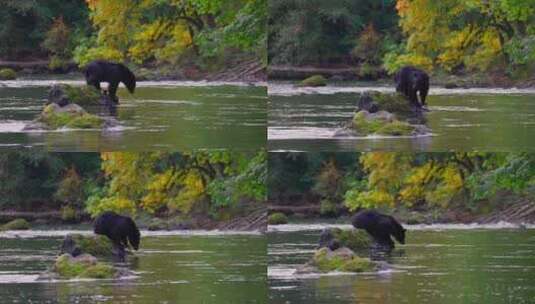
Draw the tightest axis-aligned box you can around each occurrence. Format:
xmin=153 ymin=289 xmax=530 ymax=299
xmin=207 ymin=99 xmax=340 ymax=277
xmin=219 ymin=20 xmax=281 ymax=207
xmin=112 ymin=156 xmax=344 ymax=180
xmin=0 ymin=218 xmax=30 ymax=231
xmin=357 ymin=93 xmax=379 ymax=113
xmin=296 ymin=75 xmax=327 ymax=87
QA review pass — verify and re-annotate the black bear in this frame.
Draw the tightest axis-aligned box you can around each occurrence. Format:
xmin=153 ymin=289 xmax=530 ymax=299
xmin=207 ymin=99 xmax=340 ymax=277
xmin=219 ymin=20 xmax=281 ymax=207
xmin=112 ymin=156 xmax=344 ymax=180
xmin=93 ymin=211 xmax=140 ymax=259
xmin=395 ymin=66 xmax=429 ymax=108
xmin=351 ymin=210 xmax=406 ymax=249
xmin=84 ymin=60 xmax=136 ymax=103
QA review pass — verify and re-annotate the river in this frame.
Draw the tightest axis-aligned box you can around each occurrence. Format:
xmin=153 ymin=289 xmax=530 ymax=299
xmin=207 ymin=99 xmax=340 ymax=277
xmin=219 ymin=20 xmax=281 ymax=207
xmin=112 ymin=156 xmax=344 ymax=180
xmin=0 ymin=80 xmax=266 ymax=151
xmin=268 ymin=82 xmax=535 ymax=151
xmin=268 ymin=223 xmax=535 ymax=304
xmin=0 ymin=229 xmax=266 ymax=304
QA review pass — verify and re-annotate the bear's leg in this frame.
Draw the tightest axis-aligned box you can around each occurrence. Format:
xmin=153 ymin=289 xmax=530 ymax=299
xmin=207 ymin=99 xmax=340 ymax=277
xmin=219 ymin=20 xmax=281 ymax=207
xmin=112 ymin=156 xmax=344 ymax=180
xmin=108 ymin=82 xmax=119 ymax=103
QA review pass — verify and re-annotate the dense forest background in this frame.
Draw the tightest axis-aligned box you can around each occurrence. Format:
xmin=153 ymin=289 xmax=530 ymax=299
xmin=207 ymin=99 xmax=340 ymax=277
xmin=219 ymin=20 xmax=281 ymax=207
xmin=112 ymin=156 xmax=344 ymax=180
xmin=269 ymin=153 xmax=535 ymax=222
xmin=269 ymin=0 xmax=535 ymax=81
xmin=0 ymin=0 xmax=266 ymax=77
xmin=0 ymin=151 xmax=266 ymax=226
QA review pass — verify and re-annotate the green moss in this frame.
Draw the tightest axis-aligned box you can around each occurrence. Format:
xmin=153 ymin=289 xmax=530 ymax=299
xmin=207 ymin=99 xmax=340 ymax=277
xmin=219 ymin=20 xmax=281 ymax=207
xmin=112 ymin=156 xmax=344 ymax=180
xmin=54 ymin=254 xmax=116 ymax=279
xmin=71 ymin=235 xmax=114 ymax=257
xmin=0 ymin=68 xmax=16 ymax=80
xmin=1 ymin=218 xmax=30 ymax=231
xmin=376 ymin=120 xmax=415 ymax=136
xmin=39 ymin=104 xmax=103 ymax=129
xmin=352 ymin=111 xmax=387 ymax=135
xmin=330 ymin=228 xmax=371 ymax=252
xmin=352 ymin=111 xmax=416 ymax=136
xmin=268 ymin=212 xmax=288 ymax=225
xmin=313 ymin=248 xmax=374 ymax=273
xmin=54 ymin=254 xmax=87 ymax=278
xmin=63 ymin=85 xmax=101 ymax=105
xmin=80 ymin=263 xmax=116 ymax=279
xmin=369 ymin=91 xmax=414 ymax=114
xmin=297 ymin=75 xmax=327 ymax=87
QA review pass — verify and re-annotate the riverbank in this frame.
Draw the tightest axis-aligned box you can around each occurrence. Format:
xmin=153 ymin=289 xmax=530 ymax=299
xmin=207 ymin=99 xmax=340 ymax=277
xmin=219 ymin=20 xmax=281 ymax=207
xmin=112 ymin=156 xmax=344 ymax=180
xmin=0 ymin=207 xmax=267 ymax=232
xmin=268 ymin=65 xmax=535 ymax=89
xmin=268 ymin=198 xmax=535 ymax=226
xmin=0 ymin=57 xmax=266 ymax=83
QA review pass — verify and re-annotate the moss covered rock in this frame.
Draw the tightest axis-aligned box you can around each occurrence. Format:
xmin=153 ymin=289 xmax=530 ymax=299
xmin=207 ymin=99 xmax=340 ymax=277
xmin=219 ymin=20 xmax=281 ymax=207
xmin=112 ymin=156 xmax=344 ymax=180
xmin=330 ymin=228 xmax=371 ymax=252
xmin=352 ymin=110 xmax=418 ymax=136
xmin=37 ymin=103 xmax=103 ymax=129
xmin=1 ymin=218 xmax=30 ymax=231
xmin=297 ymin=75 xmax=327 ymax=87
xmin=62 ymin=85 xmax=101 ymax=106
xmin=52 ymin=254 xmax=117 ymax=279
xmin=64 ymin=234 xmax=115 ymax=258
xmin=312 ymin=247 xmax=375 ymax=273
xmin=0 ymin=68 xmax=16 ymax=80
xmin=268 ymin=212 xmax=288 ymax=225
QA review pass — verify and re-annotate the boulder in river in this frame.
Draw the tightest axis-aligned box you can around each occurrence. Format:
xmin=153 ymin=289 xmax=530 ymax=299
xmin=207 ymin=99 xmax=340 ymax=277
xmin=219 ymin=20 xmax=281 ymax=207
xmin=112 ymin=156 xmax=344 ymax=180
xmin=0 ymin=218 xmax=30 ymax=231
xmin=296 ymin=247 xmax=377 ymax=274
xmin=38 ymin=253 xmax=131 ymax=280
xmin=0 ymin=68 xmax=16 ymax=80
xmin=335 ymin=91 xmax=430 ymax=137
xmin=61 ymin=234 xmax=115 ymax=258
xmin=296 ymin=75 xmax=327 ymax=87
xmin=318 ymin=228 xmax=371 ymax=253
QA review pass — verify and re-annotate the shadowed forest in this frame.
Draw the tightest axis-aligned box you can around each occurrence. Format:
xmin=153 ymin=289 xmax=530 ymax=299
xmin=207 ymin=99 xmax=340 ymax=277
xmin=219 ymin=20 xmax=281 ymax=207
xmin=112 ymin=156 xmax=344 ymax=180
xmin=269 ymin=0 xmax=535 ymax=85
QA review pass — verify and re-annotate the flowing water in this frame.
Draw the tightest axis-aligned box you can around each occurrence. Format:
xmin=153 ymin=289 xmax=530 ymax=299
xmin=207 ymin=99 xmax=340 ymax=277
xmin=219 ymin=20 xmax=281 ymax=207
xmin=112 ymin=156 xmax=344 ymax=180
xmin=268 ymin=82 xmax=535 ymax=151
xmin=268 ymin=223 xmax=535 ymax=304
xmin=0 ymin=80 xmax=266 ymax=151
xmin=0 ymin=230 xmax=266 ymax=304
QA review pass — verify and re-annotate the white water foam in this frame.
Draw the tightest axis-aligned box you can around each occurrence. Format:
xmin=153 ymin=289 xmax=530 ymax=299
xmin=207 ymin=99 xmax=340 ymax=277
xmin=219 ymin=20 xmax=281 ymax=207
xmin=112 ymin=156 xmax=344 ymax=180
xmin=0 ymin=80 xmax=266 ymax=88
xmin=268 ymin=221 xmax=535 ymax=233
xmin=0 ymin=229 xmax=263 ymax=239
xmin=268 ymin=83 xmax=535 ymax=96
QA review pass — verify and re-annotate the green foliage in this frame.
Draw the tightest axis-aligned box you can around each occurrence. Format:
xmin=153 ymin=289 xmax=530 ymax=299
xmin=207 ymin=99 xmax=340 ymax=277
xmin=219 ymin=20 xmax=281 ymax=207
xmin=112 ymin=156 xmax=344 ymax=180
xmin=86 ymin=151 xmax=266 ymax=218
xmin=268 ymin=212 xmax=288 ymax=225
xmin=0 ymin=219 xmax=30 ymax=231
xmin=79 ymin=0 xmax=266 ymax=66
xmin=0 ymin=68 xmax=16 ymax=80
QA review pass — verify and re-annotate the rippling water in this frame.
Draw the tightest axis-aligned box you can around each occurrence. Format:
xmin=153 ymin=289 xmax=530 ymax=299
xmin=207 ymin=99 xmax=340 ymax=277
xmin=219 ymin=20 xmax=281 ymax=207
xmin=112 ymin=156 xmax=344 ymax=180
xmin=268 ymin=223 xmax=535 ymax=304
xmin=268 ymin=82 xmax=535 ymax=151
xmin=0 ymin=80 xmax=266 ymax=151
xmin=0 ymin=230 xmax=266 ymax=303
